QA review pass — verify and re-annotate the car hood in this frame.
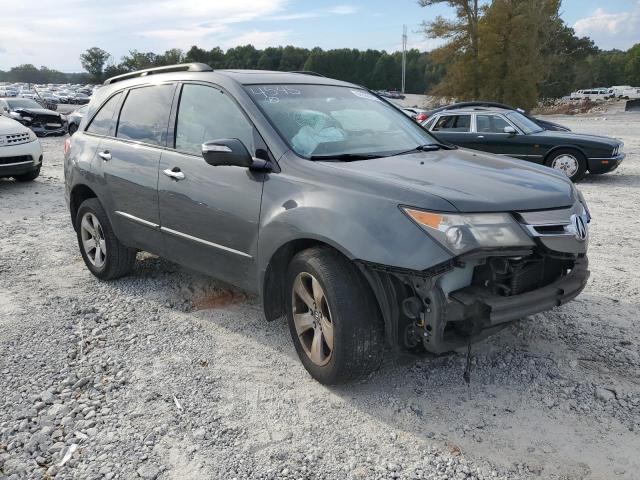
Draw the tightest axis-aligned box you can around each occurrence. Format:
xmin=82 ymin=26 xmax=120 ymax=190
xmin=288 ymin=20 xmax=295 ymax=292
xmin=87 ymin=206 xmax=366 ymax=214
xmin=321 ymin=148 xmax=574 ymax=212
xmin=0 ymin=115 xmax=29 ymax=135
xmin=535 ymin=129 xmax=620 ymax=145
xmin=13 ymin=107 xmax=60 ymax=117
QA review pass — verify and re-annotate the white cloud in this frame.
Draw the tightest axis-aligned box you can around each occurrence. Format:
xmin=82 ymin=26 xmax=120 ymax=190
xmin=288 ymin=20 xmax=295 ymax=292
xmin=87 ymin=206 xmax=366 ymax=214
xmin=573 ymin=2 xmax=640 ymax=50
xmin=328 ymin=5 xmax=358 ymax=15
xmin=221 ymin=30 xmax=293 ymax=50
xmin=0 ymin=0 xmax=291 ymax=71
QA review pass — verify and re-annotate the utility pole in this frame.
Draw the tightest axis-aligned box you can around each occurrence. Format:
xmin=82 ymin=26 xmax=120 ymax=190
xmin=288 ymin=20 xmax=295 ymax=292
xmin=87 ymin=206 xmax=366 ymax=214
xmin=401 ymin=24 xmax=407 ymax=94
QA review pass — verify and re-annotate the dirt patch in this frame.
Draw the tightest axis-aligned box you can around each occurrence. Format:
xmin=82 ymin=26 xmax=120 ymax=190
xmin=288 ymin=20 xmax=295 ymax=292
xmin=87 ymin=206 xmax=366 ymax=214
xmin=190 ymin=288 xmax=248 ymax=310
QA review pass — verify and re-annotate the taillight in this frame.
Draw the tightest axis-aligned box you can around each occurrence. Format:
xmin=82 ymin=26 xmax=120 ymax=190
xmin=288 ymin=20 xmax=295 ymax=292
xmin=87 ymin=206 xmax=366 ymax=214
xmin=63 ymin=137 xmax=71 ymax=156
xmin=416 ymin=113 xmax=428 ymax=122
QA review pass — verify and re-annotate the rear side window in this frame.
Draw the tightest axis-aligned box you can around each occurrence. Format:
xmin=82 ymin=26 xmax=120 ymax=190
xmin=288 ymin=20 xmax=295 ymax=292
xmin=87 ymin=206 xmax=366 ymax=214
xmin=175 ymin=84 xmax=254 ymax=155
xmin=86 ymin=92 xmax=122 ymax=136
xmin=432 ymin=114 xmax=471 ymax=132
xmin=117 ymin=84 xmax=174 ymax=146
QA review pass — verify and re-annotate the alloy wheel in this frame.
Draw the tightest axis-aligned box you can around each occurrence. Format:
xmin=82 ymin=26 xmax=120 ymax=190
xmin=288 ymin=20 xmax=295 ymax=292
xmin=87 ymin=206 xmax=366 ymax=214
xmin=80 ymin=212 xmax=107 ymax=268
xmin=551 ymin=154 xmax=579 ymax=177
xmin=291 ymin=272 xmax=334 ymax=366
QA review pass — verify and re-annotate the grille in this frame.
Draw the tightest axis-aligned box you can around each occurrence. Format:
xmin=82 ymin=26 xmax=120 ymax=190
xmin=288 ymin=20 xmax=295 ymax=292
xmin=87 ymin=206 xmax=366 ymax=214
xmin=0 ymin=155 xmax=32 ymax=165
xmin=0 ymin=132 xmax=31 ymax=147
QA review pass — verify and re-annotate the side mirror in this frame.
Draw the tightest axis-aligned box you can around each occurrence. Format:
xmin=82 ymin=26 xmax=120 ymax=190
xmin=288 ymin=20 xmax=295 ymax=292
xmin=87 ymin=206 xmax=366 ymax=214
xmin=202 ymin=138 xmax=253 ymax=168
xmin=503 ymin=126 xmax=517 ymax=135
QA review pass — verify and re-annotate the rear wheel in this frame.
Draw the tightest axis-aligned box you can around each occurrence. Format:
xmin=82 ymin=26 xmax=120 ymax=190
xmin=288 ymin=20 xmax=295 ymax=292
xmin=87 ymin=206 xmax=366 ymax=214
xmin=14 ymin=167 xmax=40 ymax=182
xmin=546 ymin=148 xmax=587 ymax=182
xmin=286 ymin=246 xmax=384 ymax=384
xmin=76 ymin=198 xmax=136 ymax=280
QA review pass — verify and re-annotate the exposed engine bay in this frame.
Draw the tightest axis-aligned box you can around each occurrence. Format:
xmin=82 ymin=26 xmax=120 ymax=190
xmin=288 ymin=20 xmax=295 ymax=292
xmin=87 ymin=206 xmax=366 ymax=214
xmin=359 ymin=247 xmax=589 ymax=354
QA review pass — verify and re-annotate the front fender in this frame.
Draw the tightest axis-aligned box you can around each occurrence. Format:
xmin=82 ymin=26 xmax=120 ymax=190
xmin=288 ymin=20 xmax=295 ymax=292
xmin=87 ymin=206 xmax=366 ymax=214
xmin=257 ymin=167 xmax=454 ymax=292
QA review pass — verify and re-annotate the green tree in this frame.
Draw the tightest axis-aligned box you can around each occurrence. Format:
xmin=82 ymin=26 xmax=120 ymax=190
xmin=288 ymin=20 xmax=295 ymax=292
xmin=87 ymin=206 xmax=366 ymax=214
xmin=623 ymin=44 xmax=640 ymax=85
xmin=80 ymin=47 xmax=111 ymax=82
xmin=160 ymin=48 xmax=184 ymax=65
xmin=477 ymin=0 xmax=561 ymax=109
xmin=185 ymin=46 xmax=209 ymax=63
xmin=278 ymin=46 xmax=310 ymax=71
xmin=371 ymin=53 xmax=399 ymax=90
xmin=419 ymin=0 xmax=481 ymax=98
xmin=257 ymin=47 xmax=283 ymax=70
xmin=120 ymin=50 xmax=158 ymax=71
xmin=224 ymin=45 xmax=260 ymax=69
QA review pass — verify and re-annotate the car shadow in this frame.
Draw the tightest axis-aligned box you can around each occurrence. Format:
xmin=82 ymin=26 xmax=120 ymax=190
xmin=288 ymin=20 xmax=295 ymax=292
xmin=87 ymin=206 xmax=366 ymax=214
xmin=581 ymin=172 xmax=640 ymax=187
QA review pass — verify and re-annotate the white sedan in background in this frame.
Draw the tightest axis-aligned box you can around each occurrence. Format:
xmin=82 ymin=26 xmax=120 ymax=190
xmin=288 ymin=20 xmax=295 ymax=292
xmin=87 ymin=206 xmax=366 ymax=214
xmin=0 ymin=115 xmax=43 ymax=181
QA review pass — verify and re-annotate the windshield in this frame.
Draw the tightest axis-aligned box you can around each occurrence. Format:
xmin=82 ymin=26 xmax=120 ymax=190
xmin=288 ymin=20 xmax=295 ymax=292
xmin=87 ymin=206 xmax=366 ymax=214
xmin=505 ymin=111 xmax=543 ymax=134
xmin=7 ymin=99 xmax=42 ymax=109
xmin=245 ymin=84 xmax=438 ymax=159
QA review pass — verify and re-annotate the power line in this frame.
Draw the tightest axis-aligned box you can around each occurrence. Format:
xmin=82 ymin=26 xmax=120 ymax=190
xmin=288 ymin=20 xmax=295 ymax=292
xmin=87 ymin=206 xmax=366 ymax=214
xmin=401 ymin=24 xmax=407 ymax=93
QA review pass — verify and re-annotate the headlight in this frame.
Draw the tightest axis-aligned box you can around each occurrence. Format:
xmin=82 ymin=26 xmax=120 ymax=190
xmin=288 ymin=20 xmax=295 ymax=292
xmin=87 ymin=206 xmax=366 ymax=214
xmin=402 ymin=207 xmax=534 ymax=255
xmin=27 ymin=129 xmax=37 ymax=142
xmin=576 ymin=189 xmax=591 ymax=222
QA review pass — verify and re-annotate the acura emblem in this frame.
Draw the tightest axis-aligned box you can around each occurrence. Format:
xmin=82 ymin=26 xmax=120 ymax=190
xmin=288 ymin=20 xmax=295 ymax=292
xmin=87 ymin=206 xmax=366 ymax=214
xmin=570 ymin=214 xmax=587 ymax=241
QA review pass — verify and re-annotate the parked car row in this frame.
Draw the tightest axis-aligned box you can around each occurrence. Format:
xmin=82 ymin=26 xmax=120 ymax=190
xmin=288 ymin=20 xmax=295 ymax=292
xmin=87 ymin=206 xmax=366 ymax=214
xmin=0 ymin=82 xmax=97 ymax=107
xmin=570 ymin=86 xmax=640 ymax=100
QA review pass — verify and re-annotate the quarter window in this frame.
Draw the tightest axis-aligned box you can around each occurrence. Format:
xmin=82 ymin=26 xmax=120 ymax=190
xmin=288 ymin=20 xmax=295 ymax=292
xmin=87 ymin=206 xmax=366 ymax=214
xmin=175 ymin=84 xmax=254 ymax=155
xmin=86 ymin=92 xmax=122 ymax=136
xmin=432 ymin=114 xmax=471 ymax=132
xmin=475 ymin=114 xmax=510 ymax=133
xmin=117 ymin=84 xmax=174 ymax=146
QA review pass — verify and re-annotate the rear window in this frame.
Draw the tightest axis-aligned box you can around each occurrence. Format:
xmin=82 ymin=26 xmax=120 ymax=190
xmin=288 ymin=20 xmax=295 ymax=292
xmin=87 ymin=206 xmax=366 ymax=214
xmin=116 ymin=84 xmax=174 ymax=146
xmin=86 ymin=92 xmax=122 ymax=136
xmin=432 ymin=114 xmax=471 ymax=132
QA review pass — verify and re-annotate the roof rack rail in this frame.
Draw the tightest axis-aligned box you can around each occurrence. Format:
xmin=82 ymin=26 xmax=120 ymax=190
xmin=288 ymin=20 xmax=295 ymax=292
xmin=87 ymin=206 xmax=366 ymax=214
xmin=288 ymin=70 xmax=326 ymax=77
xmin=104 ymin=63 xmax=213 ymax=85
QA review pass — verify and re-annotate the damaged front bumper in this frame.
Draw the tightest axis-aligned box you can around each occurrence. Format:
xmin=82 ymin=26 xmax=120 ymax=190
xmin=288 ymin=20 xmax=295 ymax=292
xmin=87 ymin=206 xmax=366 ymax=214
xmin=358 ymin=250 xmax=589 ymax=354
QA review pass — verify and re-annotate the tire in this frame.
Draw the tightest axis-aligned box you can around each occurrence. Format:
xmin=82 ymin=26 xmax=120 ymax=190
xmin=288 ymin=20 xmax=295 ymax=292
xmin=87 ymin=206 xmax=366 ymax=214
xmin=68 ymin=123 xmax=78 ymax=135
xmin=75 ymin=198 xmax=136 ymax=280
xmin=14 ymin=167 xmax=40 ymax=182
xmin=545 ymin=148 xmax=587 ymax=182
xmin=285 ymin=246 xmax=384 ymax=384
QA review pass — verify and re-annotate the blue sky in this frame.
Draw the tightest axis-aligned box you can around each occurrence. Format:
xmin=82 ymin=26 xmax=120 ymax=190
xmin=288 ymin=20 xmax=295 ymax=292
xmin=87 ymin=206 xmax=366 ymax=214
xmin=0 ymin=0 xmax=638 ymax=72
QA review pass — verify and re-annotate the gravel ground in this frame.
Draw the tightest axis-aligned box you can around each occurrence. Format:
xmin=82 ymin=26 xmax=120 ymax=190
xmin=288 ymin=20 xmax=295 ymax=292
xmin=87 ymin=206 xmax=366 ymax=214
xmin=1 ymin=112 xmax=639 ymax=480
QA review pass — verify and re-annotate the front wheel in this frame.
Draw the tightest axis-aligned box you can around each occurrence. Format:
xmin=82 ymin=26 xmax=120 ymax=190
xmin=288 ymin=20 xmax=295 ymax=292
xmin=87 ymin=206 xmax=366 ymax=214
xmin=76 ymin=198 xmax=136 ymax=280
xmin=546 ymin=149 xmax=587 ymax=182
xmin=286 ymin=246 xmax=384 ymax=384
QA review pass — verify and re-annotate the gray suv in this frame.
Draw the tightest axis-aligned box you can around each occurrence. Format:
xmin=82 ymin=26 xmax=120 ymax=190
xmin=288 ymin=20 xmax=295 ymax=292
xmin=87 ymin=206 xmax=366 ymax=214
xmin=64 ymin=64 xmax=590 ymax=384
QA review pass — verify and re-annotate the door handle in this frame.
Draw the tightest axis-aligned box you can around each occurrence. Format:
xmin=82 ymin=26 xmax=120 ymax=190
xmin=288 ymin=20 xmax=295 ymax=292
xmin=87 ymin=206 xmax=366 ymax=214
xmin=98 ymin=150 xmax=111 ymax=161
xmin=476 ymin=135 xmax=485 ymax=139
xmin=163 ymin=168 xmax=185 ymax=181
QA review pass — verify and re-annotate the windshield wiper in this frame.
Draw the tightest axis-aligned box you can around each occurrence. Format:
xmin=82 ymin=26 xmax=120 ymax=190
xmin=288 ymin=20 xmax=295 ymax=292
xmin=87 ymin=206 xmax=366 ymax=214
xmin=394 ymin=143 xmax=453 ymax=156
xmin=309 ymin=153 xmax=384 ymax=161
